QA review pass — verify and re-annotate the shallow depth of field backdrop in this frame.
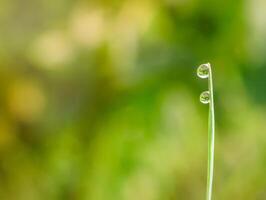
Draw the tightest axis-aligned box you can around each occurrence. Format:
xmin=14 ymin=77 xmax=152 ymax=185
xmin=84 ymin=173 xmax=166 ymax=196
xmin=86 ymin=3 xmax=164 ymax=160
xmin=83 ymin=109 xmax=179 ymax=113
xmin=1 ymin=0 xmax=266 ymax=199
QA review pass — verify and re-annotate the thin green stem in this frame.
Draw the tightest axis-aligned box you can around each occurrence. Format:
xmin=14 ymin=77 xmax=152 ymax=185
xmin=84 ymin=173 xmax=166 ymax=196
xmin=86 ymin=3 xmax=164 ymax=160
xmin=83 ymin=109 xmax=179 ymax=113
xmin=206 ymin=65 xmax=215 ymax=200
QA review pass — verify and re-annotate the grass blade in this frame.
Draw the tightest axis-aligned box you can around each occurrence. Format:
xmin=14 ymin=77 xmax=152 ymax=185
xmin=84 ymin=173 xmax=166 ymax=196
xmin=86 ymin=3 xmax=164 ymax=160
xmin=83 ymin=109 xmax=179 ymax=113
xmin=197 ymin=63 xmax=215 ymax=200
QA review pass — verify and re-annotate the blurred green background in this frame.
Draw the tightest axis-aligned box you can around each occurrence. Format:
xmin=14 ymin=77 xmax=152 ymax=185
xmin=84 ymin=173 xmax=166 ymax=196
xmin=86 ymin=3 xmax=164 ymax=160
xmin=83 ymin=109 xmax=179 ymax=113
xmin=1 ymin=0 xmax=266 ymax=199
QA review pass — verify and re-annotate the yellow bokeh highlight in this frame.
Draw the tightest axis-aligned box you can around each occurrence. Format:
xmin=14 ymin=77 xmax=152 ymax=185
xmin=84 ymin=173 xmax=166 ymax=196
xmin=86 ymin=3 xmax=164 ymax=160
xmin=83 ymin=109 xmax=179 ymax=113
xmin=31 ymin=30 xmax=74 ymax=69
xmin=7 ymin=80 xmax=46 ymax=122
xmin=69 ymin=7 xmax=106 ymax=48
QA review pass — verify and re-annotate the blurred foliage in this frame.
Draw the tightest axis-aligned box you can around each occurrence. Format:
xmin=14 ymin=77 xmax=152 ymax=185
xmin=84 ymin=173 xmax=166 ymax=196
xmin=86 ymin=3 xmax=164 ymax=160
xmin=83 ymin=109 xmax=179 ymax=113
xmin=1 ymin=0 xmax=266 ymax=199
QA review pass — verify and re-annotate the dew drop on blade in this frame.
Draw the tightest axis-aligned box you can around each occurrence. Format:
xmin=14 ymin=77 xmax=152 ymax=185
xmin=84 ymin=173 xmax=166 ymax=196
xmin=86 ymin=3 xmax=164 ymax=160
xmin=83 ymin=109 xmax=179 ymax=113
xmin=200 ymin=91 xmax=210 ymax=104
xmin=197 ymin=63 xmax=210 ymax=79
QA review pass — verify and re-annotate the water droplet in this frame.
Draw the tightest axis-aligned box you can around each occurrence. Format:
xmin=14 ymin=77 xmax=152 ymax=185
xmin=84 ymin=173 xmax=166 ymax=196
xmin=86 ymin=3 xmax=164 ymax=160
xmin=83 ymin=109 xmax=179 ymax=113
xmin=197 ymin=63 xmax=210 ymax=79
xmin=200 ymin=91 xmax=210 ymax=104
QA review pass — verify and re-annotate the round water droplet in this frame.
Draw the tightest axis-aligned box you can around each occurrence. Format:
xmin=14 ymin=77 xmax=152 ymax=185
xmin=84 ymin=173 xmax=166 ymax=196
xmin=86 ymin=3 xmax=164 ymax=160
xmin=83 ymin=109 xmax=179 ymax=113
xmin=200 ymin=91 xmax=210 ymax=104
xmin=197 ymin=63 xmax=210 ymax=79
